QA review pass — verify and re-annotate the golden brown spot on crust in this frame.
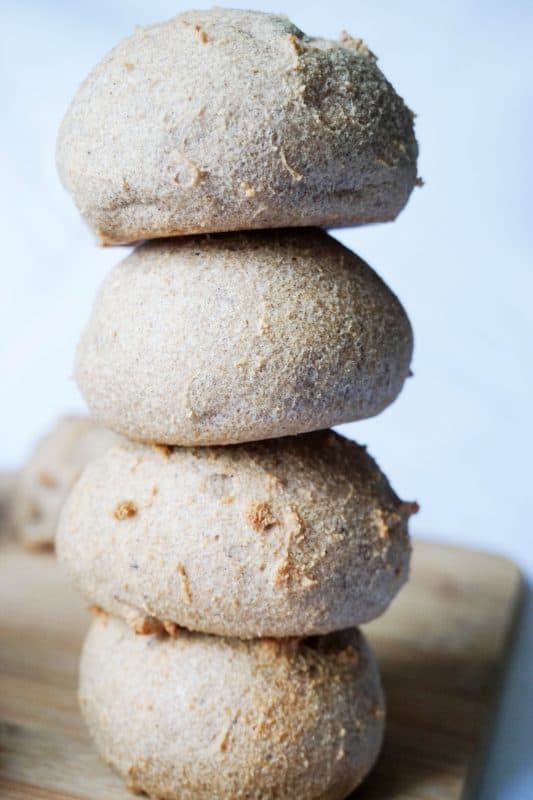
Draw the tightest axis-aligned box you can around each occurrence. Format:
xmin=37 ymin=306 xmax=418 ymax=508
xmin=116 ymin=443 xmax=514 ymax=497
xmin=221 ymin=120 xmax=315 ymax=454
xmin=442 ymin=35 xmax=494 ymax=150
xmin=274 ymin=543 xmax=292 ymax=586
xmin=127 ymin=759 xmax=152 ymax=794
xmin=274 ymin=505 xmax=307 ymax=585
xmin=194 ymin=24 xmax=208 ymax=43
xmin=88 ymin=604 xmax=108 ymax=622
xmin=113 ymin=500 xmax=137 ymax=520
xmin=162 ymin=620 xmax=180 ymax=637
xmin=121 ymin=177 xmax=130 ymax=192
xmin=259 ymin=638 xmax=299 ymax=661
xmin=151 ymin=485 xmax=159 ymax=497
xmin=220 ymin=494 xmax=234 ymax=504
xmin=287 ymin=32 xmax=303 ymax=53
xmin=218 ymin=710 xmax=241 ymax=751
xmin=133 ymin=616 xmax=164 ymax=636
xmin=218 ymin=727 xmax=230 ymax=752
xmin=245 ymin=501 xmax=277 ymax=532
xmin=37 ymin=470 xmax=57 ymax=488
xmin=338 ymin=31 xmax=377 ymax=62
xmin=152 ymin=443 xmax=172 ymax=459
xmin=373 ymin=508 xmax=389 ymax=539
xmin=123 ymin=62 xmax=135 ymax=72
xmin=176 ymin=562 xmax=192 ymax=604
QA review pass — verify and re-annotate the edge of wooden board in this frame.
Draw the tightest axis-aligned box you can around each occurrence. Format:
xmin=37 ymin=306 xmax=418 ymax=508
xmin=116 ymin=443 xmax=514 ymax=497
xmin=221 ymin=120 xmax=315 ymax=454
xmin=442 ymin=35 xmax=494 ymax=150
xmin=461 ymin=562 xmax=525 ymax=799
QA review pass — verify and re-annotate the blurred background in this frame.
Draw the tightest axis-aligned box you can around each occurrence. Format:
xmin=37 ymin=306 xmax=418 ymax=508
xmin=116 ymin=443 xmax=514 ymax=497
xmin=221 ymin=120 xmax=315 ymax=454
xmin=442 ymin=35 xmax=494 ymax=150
xmin=1 ymin=1 xmax=531 ymax=797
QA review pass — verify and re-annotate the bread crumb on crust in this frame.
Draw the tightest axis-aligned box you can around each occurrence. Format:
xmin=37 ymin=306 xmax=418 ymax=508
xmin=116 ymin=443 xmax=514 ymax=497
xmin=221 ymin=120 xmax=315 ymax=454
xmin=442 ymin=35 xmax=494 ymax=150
xmin=152 ymin=443 xmax=172 ymax=459
xmin=88 ymin=604 xmax=109 ymax=622
xmin=217 ymin=710 xmax=241 ymax=752
xmin=245 ymin=501 xmax=277 ymax=532
xmin=133 ymin=616 xmax=165 ymax=636
xmin=194 ymin=24 xmax=208 ymax=43
xmin=287 ymin=32 xmax=303 ymax=54
xmin=176 ymin=562 xmax=193 ymax=603
xmin=338 ymin=30 xmax=377 ymax=62
xmin=113 ymin=500 xmax=138 ymax=520
xmin=401 ymin=500 xmax=420 ymax=516
xmin=163 ymin=620 xmax=181 ymax=637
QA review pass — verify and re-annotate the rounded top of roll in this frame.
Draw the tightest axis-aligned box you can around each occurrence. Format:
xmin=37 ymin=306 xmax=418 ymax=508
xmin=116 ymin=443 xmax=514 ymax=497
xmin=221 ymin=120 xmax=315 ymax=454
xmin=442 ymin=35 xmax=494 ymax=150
xmin=75 ymin=228 xmax=413 ymax=445
xmin=57 ymin=7 xmax=418 ymax=244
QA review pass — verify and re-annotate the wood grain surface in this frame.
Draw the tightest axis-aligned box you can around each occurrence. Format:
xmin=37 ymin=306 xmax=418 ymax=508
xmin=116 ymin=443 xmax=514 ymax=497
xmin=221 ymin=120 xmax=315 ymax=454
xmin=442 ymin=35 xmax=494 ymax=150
xmin=0 ymin=538 xmax=523 ymax=800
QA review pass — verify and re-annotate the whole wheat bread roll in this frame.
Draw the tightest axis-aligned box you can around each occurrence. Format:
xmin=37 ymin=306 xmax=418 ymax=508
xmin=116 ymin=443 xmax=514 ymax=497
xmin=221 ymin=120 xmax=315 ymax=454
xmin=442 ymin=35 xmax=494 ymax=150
xmin=80 ymin=616 xmax=384 ymax=799
xmin=57 ymin=431 xmax=415 ymax=638
xmin=75 ymin=229 xmax=413 ymax=446
xmin=14 ymin=416 xmax=119 ymax=550
xmin=57 ymin=8 xmax=418 ymax=244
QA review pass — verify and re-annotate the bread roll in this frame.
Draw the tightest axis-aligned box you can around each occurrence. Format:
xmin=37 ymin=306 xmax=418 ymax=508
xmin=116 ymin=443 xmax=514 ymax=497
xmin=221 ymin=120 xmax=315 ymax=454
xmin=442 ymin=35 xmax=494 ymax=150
xmin=75 ymin=229 xmax=413 ymax=445
xmin=80 ymin=616 xmax=384 ymax=799
xmin=14 ymin=416 xmax=119 ymax=550
xmin=57 ymin=431 xmax=415 ymax=638
xmin=57 ymin=8 xmax=418 ymax=244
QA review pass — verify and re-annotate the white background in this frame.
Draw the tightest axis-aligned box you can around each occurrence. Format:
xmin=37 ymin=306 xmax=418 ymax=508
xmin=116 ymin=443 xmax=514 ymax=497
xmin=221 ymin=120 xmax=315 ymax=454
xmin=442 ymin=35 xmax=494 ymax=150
xmin=1 ymin=2 xmax=532 ymax=797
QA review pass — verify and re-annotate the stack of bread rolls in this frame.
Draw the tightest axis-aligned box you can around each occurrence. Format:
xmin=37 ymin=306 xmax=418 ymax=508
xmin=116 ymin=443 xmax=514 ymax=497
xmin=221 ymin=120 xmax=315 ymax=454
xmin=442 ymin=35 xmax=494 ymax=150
xmin=55 ymin=9 xmax=419 ymax=799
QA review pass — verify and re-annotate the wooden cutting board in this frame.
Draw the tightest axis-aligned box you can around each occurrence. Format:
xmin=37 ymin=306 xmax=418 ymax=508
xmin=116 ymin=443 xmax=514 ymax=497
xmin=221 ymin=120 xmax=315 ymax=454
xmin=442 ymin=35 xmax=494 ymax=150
xmin=0 ymin=537 xmax=523 ymax=800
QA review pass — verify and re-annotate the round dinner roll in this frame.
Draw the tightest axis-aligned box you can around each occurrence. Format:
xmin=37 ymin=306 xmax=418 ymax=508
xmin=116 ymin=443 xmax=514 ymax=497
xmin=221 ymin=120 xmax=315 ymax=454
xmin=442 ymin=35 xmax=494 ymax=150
xmin=57 ymin=8 xmax=418 ymax=244
xmin=75 ymin=229 xmax=413 ymax=445
xmin=57 ymin=431 xmax=416 ymax=638
xmin=14 ymin=416 xmax=119 ymax=550
xmin=80 ymin=616 xmax=384 ymax=800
